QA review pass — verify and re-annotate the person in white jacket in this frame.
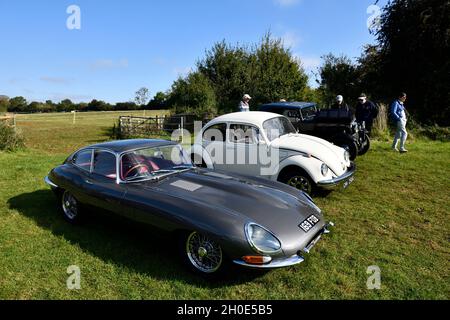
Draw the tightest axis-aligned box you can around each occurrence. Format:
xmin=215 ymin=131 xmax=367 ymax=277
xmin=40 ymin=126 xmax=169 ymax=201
xmin=238 ymin=94 xmax=252 ymax=112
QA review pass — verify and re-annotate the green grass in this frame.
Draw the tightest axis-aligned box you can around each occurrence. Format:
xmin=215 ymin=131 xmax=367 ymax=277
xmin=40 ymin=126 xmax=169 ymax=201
xmin=0 ymin=111 xmax=449 ymax=299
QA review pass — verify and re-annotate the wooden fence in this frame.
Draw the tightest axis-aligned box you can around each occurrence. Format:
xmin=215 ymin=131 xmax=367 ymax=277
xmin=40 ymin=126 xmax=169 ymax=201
xmin=118 ymin=115 xmax=197 ymax=137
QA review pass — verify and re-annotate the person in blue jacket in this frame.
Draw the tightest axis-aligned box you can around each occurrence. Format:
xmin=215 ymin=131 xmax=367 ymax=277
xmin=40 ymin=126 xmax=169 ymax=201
xmin=390 ymin=92 xmax=408 ymax=153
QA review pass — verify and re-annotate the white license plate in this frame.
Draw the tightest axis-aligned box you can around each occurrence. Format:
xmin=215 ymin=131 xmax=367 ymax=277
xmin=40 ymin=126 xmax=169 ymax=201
xmin=343 ymin=176 xmax=355 ymax=189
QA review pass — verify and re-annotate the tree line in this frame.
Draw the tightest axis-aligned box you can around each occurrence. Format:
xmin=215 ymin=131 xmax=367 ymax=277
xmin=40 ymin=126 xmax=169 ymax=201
xmin=1 ymin=0 xmax=448 ymax=126
xmin=0 ymin=90 xmax=169 ymax=114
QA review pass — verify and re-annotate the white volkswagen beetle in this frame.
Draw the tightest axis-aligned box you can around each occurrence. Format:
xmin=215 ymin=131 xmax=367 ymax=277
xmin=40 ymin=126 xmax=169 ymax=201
xmin=191 ymin=112 xmax=356 ymax=194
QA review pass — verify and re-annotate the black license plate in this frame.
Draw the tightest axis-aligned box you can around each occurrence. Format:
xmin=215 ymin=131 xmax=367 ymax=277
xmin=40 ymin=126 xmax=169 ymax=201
xmin=299 ymin=215 xmax=320 ymax=233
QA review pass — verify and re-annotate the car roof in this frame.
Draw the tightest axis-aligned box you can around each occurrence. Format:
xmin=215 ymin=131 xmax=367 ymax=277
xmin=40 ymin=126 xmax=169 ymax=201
xmin=259 ymin=101 xmax=317 ymax=111
xmin=87 ymin=139 xmax=178 ymax=153
xmin=206 ymin=111 xmax=283 ymax=128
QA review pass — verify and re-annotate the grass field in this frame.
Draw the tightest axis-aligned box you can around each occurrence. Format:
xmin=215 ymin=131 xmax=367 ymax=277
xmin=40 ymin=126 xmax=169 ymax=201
xmin=0 ymin=111 xmax=449 ymax=299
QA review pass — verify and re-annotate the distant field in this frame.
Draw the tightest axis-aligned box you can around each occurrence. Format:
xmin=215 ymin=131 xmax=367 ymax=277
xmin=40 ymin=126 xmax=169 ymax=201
xmin=0 ymin=111 xmax=449 ymax=299
xmin=15 ymin=110 xmax=170 ymax=154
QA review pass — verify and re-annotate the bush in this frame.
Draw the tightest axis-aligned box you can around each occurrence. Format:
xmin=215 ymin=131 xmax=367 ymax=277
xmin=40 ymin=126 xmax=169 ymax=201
xmin=413 ymin=125 xmax=450 ymax=142
xmin=371 ymin=103 xmax=391 ymax=140
xmin=0 ymin=121 xmax=25 ymax=151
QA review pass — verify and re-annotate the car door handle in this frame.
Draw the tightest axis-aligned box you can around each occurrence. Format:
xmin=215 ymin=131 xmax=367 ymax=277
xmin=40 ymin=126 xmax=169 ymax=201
xmin=85 ymin=179 xmax=93 ymax=185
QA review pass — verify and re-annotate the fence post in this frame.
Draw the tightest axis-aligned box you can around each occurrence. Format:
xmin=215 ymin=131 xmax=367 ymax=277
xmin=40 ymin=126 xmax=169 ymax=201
xmin=181 ymin=116 xmax=185 ymax=143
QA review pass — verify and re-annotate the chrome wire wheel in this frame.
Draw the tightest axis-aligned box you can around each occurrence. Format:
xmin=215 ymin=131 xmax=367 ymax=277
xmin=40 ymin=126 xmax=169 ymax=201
xmin=62 ymin=191 xmax=78 ymax=221
xmin=287 ymin=175 xmax=312 ymax=194
xmin=185 ymin=231 xmax=223 ymax=274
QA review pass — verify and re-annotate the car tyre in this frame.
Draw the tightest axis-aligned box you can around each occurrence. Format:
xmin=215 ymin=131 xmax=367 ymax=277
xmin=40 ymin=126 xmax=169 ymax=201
xmin=59 ymin=190 xmax=83 ymax=224
xmin=278 ymin=167 xmax=315 ymax=195
xmin=357 ymin=134 xmax=371 ymax=156
xmin=179 ymin=231 xmax=227 ymax=277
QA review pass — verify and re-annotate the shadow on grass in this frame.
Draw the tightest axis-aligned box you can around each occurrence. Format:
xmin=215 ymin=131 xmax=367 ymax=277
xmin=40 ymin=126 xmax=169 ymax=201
xmin=8 ymin=190 xmax=267 ymax=288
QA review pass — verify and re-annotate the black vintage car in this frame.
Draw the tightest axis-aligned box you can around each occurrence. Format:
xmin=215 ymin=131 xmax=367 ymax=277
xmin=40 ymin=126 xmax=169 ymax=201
xmin=259 ymin=102 xmax=370 ymax=160
xmin=45 ymin=139 xmax=333 ymax=276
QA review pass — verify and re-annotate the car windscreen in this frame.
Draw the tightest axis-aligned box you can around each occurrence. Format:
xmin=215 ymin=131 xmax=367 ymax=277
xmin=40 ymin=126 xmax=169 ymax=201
xmin=301 ymin=106 xmax=317 ymax=120
xmin=262 ymin=117 xmax=297 ymax=142
xmin=120 ymin=144 xmax=193 ymax=181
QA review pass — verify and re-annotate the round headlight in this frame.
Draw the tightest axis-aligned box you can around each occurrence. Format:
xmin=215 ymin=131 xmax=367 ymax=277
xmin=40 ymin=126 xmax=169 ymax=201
xmin=344 ymin=151 xmax=350 ymax=162
xmin=245 ymin=223 xmax=281 ymax=254
xmin=321 ymin=163 xmax=329 ymax=176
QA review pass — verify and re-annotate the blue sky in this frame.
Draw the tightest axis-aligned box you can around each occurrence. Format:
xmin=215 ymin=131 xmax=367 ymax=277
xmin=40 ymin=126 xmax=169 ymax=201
xmin=0 ymin=0 xmax=387 ymax=103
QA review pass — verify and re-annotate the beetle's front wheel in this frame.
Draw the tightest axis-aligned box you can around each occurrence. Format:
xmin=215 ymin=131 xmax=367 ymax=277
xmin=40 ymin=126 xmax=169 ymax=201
xmin=279 ymin=167 xmax=315 ymax=195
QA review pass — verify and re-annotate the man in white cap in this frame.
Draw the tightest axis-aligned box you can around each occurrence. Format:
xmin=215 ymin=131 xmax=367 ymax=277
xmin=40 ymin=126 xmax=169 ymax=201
xmin=355 ymin=93 xmax=378 ymax=135
xmin=332 ymin=95 xmax=350 ymax=112
xmin=239 ymin=94 xmax=252 ymax=112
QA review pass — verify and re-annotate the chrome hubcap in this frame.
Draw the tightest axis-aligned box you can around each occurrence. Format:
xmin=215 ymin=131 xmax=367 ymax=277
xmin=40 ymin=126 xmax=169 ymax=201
xmin=186 ymin=232 xmax=222 ymax=273
xmin=62 ymin=191 xmax=78 ymax=220
xmin=287 ymin=175 xmax=312 ymax=194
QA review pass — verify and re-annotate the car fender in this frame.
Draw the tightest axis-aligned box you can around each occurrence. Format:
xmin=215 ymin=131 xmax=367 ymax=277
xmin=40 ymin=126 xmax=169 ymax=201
xmin=277 ymin=155 xmax=329 ymax=184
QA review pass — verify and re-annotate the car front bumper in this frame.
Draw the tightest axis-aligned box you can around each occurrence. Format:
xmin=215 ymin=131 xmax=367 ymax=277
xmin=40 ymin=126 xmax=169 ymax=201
xmin=44 ymin=176 xmax=58 ymax=189
xmin=232 ymin=222 xmax=334 ymax=269
xmin=317 ymin=162 xmax=356 ymax=190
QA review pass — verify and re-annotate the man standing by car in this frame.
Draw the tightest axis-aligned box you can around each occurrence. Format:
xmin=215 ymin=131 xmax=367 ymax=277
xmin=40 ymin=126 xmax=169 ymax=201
xmin=355 ymin=93 xmax=378 ymax=135
xmin=390 ymin=92 xmax=408 ymax=153
xmin=332 ymin=95 xmax=350 ymax=112
xmin=238 ymin=94 xmax=252 ymax=112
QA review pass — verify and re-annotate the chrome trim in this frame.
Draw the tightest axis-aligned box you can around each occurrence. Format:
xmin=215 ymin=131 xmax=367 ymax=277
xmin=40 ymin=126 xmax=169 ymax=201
xmin=303 ymin=221 xmax=334 ymax=254
xmin=44 ymin=176 xmax=58 ymax=188
xmin=244 ymin=223 xmax=282 ymax=255
xmin=233 ymin=254 xmax=304 ymax=269
xmin=317 ymin=162 xmax=356 ymax=189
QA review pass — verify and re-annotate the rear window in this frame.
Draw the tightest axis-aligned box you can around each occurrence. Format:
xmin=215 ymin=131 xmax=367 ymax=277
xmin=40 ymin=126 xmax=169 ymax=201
xmin=73 ymin=149 xmax=92 ymax=171
xmin=93 ymin=150 xmax=117 ymax=179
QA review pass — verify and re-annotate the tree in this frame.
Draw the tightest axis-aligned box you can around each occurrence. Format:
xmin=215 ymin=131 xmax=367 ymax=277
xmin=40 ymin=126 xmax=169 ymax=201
xmin=196 ymin=33 xmax=309 ymax=113
xmin=251 ymin=34 xmax=308 ymax=106
xmin=8 ymin=96 xmax=28 ymax=112
xmin=135 ymin=87 xmax=150 ymax=107
xmin=374 ymin=0 xmax=450 ymax=125
xmin=198 ymin=40 xmax=251 ymax=113
xmin=57 ymin=99 xmax=75 ymax=112
xmin=318 ymin=54 xmax=361 ymax=107
xmin=115 ymin=102 xmax=138 ymax=111
xmin=148 ymin=91 xmax=168 ymax=110
xmin=168 ymin=72 xmax=217 ymax=117
xmin=87 ymin=99 xmax=112 ymax=111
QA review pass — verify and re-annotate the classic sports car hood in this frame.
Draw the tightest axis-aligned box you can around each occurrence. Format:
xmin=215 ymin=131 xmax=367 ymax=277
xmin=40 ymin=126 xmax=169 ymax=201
xmin=271 ymin=133 xmax=348 ymax=175
xmin=139 ymin=169 xmax=324 ymax=251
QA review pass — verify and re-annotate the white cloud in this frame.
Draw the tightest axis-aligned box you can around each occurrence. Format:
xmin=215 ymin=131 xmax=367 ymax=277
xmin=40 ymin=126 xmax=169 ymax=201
xmin=281 ymin=31 xmax=301 ymax=48
xmin=273 ymin=0 xmax=301 ymax=7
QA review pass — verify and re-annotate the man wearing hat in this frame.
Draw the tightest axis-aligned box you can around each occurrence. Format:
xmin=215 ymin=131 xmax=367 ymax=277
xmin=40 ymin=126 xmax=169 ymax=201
xmin=355 ymin=93 xmax=378 ymax=135
xmin=239 ymin=94 xmax=252 ymax=112
xmin=332 ymin=95 xmax=350 ymax=112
